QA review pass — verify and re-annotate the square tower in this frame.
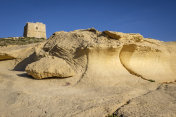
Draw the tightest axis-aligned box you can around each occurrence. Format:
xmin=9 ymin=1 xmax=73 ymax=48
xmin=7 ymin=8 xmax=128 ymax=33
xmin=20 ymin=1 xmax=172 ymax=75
xmin=23 ymin=22 xmax=46 ymax=39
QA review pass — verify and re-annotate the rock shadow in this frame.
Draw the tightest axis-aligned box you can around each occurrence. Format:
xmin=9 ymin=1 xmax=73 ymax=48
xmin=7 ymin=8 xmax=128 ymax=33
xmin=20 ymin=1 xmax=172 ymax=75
xmin=14 ymin=53 xmax=37 ymax=71
xmin=17 ymin=73 xmax=34 ymax=79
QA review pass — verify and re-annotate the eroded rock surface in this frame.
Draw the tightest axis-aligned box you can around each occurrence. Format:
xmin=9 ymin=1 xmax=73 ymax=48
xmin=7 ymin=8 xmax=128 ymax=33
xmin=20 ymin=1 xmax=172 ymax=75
xmin=23 ymin=29 xmax=176 ymax=83
xmin=0 ymin=44 xmax=35 ymax=60
xmin=103 ymin=30 xmax=143 ymax=42
xmin=114 ymin=83 xmax=176 ymax=117
xmin=26 ymin=56 xmax=75 ymax=79
xmin=0 ymin=28 xmax=176 ymax=117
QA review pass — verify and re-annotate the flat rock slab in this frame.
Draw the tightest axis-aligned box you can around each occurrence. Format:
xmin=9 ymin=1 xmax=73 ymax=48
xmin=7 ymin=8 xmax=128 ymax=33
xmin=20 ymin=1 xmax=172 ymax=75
xmin=114 ymin=83 xmax=176 ymax=117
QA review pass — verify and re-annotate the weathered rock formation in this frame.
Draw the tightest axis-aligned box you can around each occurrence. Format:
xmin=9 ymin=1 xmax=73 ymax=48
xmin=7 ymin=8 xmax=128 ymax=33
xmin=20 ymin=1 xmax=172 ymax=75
xmin=0 ymin=28 xmax=176 ymax=117
xmin=0 ymin=28 xmax=176 ymax=83
xmin=0 ymin=44 xmax=35 ymax=60
xmin=20 ymin=28 xmax=176 ymax=84
xmin=25 ymin=56 xmax=75 ymax=79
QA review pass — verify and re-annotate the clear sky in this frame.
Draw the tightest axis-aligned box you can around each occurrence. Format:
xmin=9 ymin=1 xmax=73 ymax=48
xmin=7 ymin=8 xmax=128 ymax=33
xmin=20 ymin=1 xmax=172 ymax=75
xmin=0 ymin=0 xmax=176 ymax=41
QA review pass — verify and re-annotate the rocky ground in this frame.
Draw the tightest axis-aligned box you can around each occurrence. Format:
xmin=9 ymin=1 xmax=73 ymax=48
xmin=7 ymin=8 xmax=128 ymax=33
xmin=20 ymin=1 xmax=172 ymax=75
xmin=0 ymin=29 xmax=176 ymax=117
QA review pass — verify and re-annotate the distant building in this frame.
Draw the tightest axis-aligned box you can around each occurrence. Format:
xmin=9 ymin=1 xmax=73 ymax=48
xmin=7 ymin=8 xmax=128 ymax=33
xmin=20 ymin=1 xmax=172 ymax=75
xmin=23 ymin=22 xmax=46 ymax=39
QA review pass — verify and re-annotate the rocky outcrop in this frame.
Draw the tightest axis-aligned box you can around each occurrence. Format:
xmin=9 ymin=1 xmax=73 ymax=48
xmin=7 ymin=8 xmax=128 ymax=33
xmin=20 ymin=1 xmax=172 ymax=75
xmin=20 ymin=29 xmax=176 ymax=83
xmin=0 ymin=53 xmax=15 ymax=60
xmin=103 ymin=31 xmax=143 ymax=42
xmin=119 ymin=44 xmax=176 ymax=82
xmin=1 ymin=28 xmax=176 ymax=83
xmin=0 ymin=44 xmax=36 ymax=60
xmin=0 ymin=28 xmax=176 ymax=117
xmin=25 ymin=56 xmax=75 ymax=79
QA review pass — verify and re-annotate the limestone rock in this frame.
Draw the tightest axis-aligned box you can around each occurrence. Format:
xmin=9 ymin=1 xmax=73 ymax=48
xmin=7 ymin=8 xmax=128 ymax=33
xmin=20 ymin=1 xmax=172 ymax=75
xmin=103 ymin=31 xmax=122 ymax=40
xmin=114 ymin=84 xmax=176 ymax=117
xmin=35 ymin=29 xmax=176 ymax=83
xmin=0 ymin=44 xmax=36 ymax=60
xmin=103 ymin=31 xmax=143 ymax=42
xmin=119 ymin=44 xmax=176 ymax=83
xmin=0 ymin=28 xmax=176 ymax=117
xmin=0 ymin=53 xmax=15 ymax=60
xmin=1 ymin=28 xmax=175 ymax=83
xmin=25 ymin=56 xmax=75 ymax=79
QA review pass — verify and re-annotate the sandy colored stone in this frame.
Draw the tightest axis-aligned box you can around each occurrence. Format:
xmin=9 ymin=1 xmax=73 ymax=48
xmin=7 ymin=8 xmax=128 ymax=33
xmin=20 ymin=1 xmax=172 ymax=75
xmin=0 ymin=44 xmax=36 ymax=60
xmin=119 ymin=44 xmax=176 ymax=83
xmin=23 ymin=22 xmax=47 ymax=39
xmin=1 ymin=29 xmax=176 ymax=83
xmin=103 ymin=30 xmax=143 ymax=42
xmin=42 ymin=29 xmax=176 ymax=83
xmin=0 ymin=28 xmax=176 ymax=117
xmin=25 ymin=56 xmax=75 ymax=79
xmin=114 ymin=83 xmax=176 ymax=117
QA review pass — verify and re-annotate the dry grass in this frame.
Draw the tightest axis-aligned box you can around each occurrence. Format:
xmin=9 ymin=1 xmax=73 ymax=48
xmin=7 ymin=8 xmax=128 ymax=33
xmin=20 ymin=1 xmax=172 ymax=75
xmin=0 ymin=37 xmax=45 ymax=46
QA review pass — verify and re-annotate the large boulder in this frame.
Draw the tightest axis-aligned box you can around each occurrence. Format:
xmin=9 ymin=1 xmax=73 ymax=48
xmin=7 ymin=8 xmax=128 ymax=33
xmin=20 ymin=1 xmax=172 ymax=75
xmin=25 ymin=56 xmax=75 ymax=79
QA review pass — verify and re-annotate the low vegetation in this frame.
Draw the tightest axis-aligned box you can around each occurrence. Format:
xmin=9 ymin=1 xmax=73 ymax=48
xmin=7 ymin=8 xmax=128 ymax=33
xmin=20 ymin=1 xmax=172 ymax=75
xmin=148 ymin=79 xmax=155 ymax=82
xmin=107 ymin=114 xmax=119 ymax=117
xmin=0 ymin=37 xmax=46 ymax=46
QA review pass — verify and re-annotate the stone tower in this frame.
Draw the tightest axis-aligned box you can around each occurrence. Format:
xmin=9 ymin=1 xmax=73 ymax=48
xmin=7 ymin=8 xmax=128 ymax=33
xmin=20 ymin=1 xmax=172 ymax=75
xmin=23 ymin=22 xmax=46 ymax=39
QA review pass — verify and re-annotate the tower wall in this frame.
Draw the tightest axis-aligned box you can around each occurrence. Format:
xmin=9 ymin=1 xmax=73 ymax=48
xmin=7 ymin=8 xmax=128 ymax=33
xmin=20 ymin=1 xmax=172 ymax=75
xmin=23 ymin=22 xmax=46 ymax=39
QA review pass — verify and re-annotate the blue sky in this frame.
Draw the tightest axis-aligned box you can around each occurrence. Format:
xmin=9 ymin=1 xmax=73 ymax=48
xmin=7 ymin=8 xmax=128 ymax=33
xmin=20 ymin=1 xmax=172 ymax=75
xmin=0 ymin=0 xmax=176 ymax=41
